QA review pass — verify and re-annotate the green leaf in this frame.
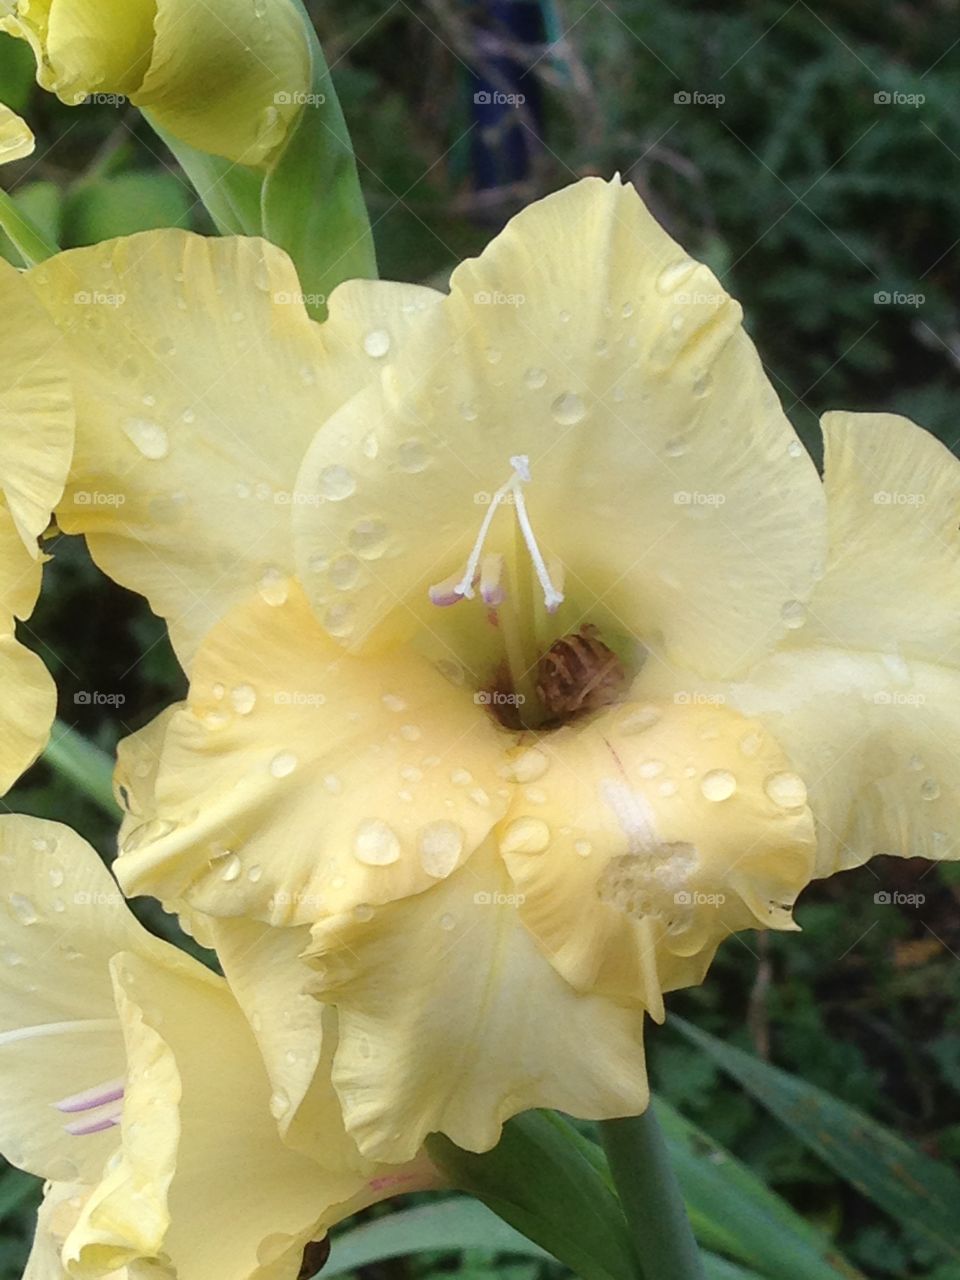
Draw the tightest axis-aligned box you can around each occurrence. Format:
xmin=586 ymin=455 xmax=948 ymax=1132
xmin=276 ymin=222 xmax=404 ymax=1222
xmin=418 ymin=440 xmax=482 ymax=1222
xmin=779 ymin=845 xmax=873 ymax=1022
xmin=259 ymin=10 xmax=377 ymax=318
xmin=427 ymin=1111 xmax=639 ymax=1280
xmin=63 ymin=172 xmax=193 ymax=246
xmin=42 ymin=721 xmax=119 ymax=818
xmin=655 ymin=1098 xmax=863 ymax=1280
xmin=0 ymin=1165 xmax=39 ymax=1220
xmin=142 ymin=3 xmax=376 ymax=318
xmin=322 ymin=1198 xmax=550 ymax=1276
xmin=673 ymin=1017 xmax=960 ymax=1261
xmin=0 ymin=180 xmax=62 ymax=266
xmin=140 ymin=119 xmax=264 ymax=238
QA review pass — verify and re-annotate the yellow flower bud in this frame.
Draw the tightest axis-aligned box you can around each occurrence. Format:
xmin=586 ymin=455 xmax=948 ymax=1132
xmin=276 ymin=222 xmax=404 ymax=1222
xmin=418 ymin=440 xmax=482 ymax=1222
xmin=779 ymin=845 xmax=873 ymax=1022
xmin=1 ymin=0 xmax=312 ymax=166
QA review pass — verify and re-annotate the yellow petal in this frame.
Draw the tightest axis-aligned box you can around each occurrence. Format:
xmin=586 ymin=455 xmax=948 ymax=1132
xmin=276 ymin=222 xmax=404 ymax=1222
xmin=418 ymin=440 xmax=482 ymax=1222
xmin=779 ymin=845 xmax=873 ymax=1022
xmin=113 ymin=582 xmax=508 ymax=925
xmin=805 ymin=411 xmax=960 ymax=664
xmin=28 ymin=232 xmax=437 ymax=666
xmin=309 ymin=840 xmax=649 ymax=1163
xmin=0 ymin=103 xmax=35 ymax=163
xmin=633 ymin=413 xmax=960 ymax=877
xmin=497 ymin=699 xmax=815 ymax=1006
xmin=135 ymin=0 xmax=310 ymax=165
xmin=0 ymin=816 xmax=169 ymax=1183
xmin=24 ymin=1183 xmax=104 ymax=1280
xmin=293 ymin=176 xmax=826 ymax=675
xmin=204 ymin=917 xmax=326 ymax=1147
xmin=0 ymin=632 xmax=56 ymax=794
xmin=0 ymin=254 xmax=73 ymax=551
xmin=65 ymin=951 xmax=383 ymax=1280
xmin=4 ymin=0 xmax=310 ymax=165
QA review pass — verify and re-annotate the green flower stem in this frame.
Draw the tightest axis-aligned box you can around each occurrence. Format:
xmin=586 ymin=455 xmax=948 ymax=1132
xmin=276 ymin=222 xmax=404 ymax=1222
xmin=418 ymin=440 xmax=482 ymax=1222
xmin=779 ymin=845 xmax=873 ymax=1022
xmin=601 ymin=1107 xmax=707 ymax=1280
xmin=0 ymin=187 xmax=58 ymax=266
xmin=42 ymin=720 xmax=119 ymax=817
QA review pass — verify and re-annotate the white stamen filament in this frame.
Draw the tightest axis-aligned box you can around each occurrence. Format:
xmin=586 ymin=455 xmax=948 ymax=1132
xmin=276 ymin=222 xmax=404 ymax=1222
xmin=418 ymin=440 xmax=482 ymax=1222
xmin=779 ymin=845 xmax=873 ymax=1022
xmin=432 ymin=455 xmax=564 ymax=610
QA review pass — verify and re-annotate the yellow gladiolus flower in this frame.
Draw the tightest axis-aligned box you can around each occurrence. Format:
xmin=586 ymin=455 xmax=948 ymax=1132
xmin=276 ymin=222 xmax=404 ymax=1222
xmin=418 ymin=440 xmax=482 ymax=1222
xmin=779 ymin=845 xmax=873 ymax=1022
xmin=0 ymin=102 xmax=34 ymax=162
xmin=24 ymin=177 xmax=840 ymax=1160
xmin=0 ymin=0 xmax=311 ymax=165
xmin=0 ymin=815 xmax=438 ymax=1279
xmin=0 ymin=253 xmax=73 ymax=792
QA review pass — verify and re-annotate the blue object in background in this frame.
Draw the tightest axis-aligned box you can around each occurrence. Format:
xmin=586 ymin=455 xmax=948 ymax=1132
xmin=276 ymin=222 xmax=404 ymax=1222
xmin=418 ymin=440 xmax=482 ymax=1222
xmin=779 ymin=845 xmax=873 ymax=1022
xmin=468 ymin=0 xmax=548 ymax=192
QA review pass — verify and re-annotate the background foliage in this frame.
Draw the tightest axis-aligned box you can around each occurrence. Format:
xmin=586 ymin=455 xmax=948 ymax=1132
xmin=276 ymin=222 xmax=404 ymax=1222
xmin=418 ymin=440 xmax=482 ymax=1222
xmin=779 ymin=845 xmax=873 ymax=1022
xmin=1 ymin=0 xmax=959 ymax=1276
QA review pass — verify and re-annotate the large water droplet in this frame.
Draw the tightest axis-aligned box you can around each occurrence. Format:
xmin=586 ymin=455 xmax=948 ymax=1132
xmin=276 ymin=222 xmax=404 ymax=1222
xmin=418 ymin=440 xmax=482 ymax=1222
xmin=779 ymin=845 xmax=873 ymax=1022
xmin=258 ymin=567 xmax=288 ymax=607
xmin=122 ymin=418 xmax=169 ymax=460
xmin=417 ymin=821 xmax=465 ymax=878
xmin=231 ymin=684 xmax=257 ymax=715
xmin=9 ymin=894 xmax=38 ymax=926
xmin=363 ymin=329 xmax=391 ymax=358
xmin=550 ymin=391 xmax=587 ymax=426
xmin=780 ymin=599 xmax=807 ymax=630
xmin=329 ymin=555 xmax=361 ymax=590
xmin=700 ymin=769 xmax=737 ymax=802
xmin=502 ymin=748 xmax=549 ymax=783
xmin=764 ymin=772 xmax=807 ymax=810
xmin=354 ymin=820 xmax=401 ymax=866
xmin=397 ymin=439 xmax=429 ymax=473
xmin=349 ymin=518 xmax=389 ymax=559
xmin=270 ymin=752 xmax=298 ymax=779
xmin=500 ymin=817 xmax=551 ymax=854
xmin=318 ymin=465 xmax=356 ymax=501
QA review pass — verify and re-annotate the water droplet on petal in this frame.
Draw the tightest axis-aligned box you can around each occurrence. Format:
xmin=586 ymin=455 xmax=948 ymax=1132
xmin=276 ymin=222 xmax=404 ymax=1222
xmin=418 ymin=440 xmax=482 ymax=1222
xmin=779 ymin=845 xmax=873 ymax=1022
xmin=219 ymin=853 xmax=242 ymax=882
xmin=270 ymin=752 xmax=298 ymax=779
xmin=9 ymin=894 xmax=38 ymax=926
xmin=417 ymin=821 xmax=465 ymax=878
xmin=780 ymin=599 xmax=807 ymax=630
xmin=269 ymin=1089 xmax=291 ymax=1119
xmin=439 ymin=912 xmax=456 ymax=931
xmin=318 ymin=465 xmax=356 ymax=501
xmin=349 ymin=519 xmax=389 ymax=559
xmin=739 ymin=731 xmax=763 ymax=757
xmin=397 ymin=439 xmax=429 ymax=473
xmin=324 ymin=602 xmax=356 ymax=637
xmin=353 ymin=820 xmax=401 ymax=866
xmin=700 ymin=769 xmax=737 ymax=802
xmin=363 ymin=329 xmax=391 ymax=358
xmin=524 ymin=366 xmax=547 ymax=390
xmin=123 ymin=418 xmax=169 ymax=460
xmin=500 ymin=817 xmax=551 ymax=854
xmin=353 ymin=903 xmax=375 ymax=922
xmin=329 ymin=555 xmax=361 ymax=590
xmin=258 ymin=568 xmax=288 ymax=607
xmin=655 ymin=258 xmax=698 ymax=295
xmin=323 ymin=774 xmax=343 ymax=794
xmin=921 ymin=778 xmax=941 ymax=801
xmin=48 ymin=867 xmax=65 ymax=888
xmin=381 ymin=693 xmax=407 ymax=713
xmin=638 ymin=759 xmax=664 ymax=779
xmin=231 ymin=684 xmax=257 ymax=715
xmin=550 ymin=391 xmax=586 ymax=426
xmin=502 ymin=748 xmax=549 ymax=783
xmin=764 ymin=772 xmax=808 ymax=809
xmin=574 ymin=839 xmax=593 ymax=857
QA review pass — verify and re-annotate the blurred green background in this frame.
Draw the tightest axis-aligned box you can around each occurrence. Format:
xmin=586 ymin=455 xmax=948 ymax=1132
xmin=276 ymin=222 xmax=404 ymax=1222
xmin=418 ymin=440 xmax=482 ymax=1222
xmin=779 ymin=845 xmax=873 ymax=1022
xmin=2 ymin=0 xmax=960 ymax=1277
